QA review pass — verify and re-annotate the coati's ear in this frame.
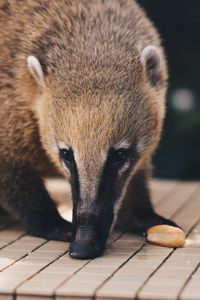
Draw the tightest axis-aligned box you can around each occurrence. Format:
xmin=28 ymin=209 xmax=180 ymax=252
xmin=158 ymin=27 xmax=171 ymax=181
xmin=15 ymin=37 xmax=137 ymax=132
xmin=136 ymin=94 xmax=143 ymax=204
xmin=27 ymin=55 xmax=45 ymax=87
xmin=141 ymin=45 xmax=163 ymax=87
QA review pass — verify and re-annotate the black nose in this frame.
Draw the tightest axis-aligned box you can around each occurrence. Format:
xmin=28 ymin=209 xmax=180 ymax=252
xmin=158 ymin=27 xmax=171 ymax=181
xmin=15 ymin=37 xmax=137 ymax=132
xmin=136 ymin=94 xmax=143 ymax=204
xmin=69 ymin=239 xmax=104 ymax=259
xmin=69 ymin=226 xmax=105 ymax=259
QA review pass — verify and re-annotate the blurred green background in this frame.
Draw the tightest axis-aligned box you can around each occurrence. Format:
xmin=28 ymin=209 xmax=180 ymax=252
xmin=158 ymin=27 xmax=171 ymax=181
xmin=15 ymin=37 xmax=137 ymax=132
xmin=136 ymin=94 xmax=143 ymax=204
xmin=139 ymin=0 xmax=200 ymax=179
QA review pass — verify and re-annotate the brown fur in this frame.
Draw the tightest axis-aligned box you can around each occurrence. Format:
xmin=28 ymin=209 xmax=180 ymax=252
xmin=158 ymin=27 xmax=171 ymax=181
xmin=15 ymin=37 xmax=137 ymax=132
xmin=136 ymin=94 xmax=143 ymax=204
xmin=0 ymin=0 xmax=176 ymax=253
xmin=0 ymin=0 xmax=167 ymax=168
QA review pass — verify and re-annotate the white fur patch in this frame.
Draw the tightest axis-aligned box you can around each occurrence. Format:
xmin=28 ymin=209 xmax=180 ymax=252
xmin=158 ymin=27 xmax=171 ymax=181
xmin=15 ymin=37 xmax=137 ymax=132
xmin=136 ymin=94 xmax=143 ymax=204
xmin=113 ymin=141 xmax=131 ymax=150
xmin=50 ymin=143 xmax=59 ymax=154
xmin=137 ymin=134 xmax=150 ymax=152
xmin=27 ymin=55 xmax=45 ymax=87
xmin=110 ymin=165 xmax=134 ymax=232
xmin=57 ymin=141 xmax=70 ymax=150
xmin=61 ymin=160 xmax=69 ymax=172
xmin=141 ymin=45 xmax=162 ymax=86
xmin=118 ymin=160 xmax=131 ymax=177
xmin=141 ymin=45 xmax=161 ymax=68
xmin=111 ymin=195 xmax=124 ymax=231
xmin=110 ymin=183 xmax=128 ymax=232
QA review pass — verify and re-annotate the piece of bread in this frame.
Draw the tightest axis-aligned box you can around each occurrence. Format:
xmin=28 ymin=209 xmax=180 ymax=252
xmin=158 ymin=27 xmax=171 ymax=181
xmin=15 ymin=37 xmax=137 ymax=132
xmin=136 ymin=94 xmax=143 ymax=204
xmin=147 ymin=225 xmax=185 ymax=247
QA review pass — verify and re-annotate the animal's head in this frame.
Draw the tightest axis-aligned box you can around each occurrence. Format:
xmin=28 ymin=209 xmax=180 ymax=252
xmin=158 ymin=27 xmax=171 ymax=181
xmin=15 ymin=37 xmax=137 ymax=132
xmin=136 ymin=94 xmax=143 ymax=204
xmin=27 ymin=44 xmax=167 ymax=258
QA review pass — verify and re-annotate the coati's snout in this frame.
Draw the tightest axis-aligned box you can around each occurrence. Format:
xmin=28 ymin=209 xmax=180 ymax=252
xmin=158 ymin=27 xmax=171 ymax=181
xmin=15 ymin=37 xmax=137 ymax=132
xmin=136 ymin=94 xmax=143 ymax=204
xmin=70 ymin=217 xmax=109 ymax=259
xmin=59 ymin=145 xmax=135 ymax=259
xmin=69 ymin=226 xmax=104 ymax=259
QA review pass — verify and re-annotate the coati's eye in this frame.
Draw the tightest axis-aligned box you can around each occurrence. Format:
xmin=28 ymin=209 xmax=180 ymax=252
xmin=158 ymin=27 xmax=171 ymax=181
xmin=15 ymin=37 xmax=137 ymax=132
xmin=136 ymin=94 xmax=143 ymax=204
xmin=112 ymin=148 xmax=131 ymax=164
xmin=59 ymin=148 xmax=73 ymax=163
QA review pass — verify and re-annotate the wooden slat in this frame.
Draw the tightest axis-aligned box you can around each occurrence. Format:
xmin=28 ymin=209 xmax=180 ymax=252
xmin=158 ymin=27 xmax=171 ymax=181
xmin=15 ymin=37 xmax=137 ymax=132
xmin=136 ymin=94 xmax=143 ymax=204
xmin=0 ymin=180 xmax=199 ymax=300
xmin=0 ymin=296 xmax=13 ymax=300
xmin=154 ymin=181 xmax=199 ymax=218
xmin=18 ymin=297 xmax=52 ymax=300
xmin=0 ymin=225 xmax=25 ymax=252
xmin=95 ymin=183 xmax=200 ymax=300
xmin=0 ymin=240 xmax=66 ymax=296
xmin=44 ymin=178 xmax=71 ymax=207
xmin=150 ymin=180 xmax=178 ymax=205
xmin=178 ymin=220 xmax=200 ymax=300
xmin=0 ymin=234 xmax=47 ymax=271
xmin=45 ymin=178 xmax=72 ymax=222
xmin=137 ymin=185 xmax=200 ymax=300
xmin=95 ymin=245 xmax=171 ymax=300
xmin=55 ymin=235 xmax=144 ymax=299
xmin=53 ymin=180 xmax=184 ymax=299
xmin=16 ymin=232 xmax=121 ymax=299
xmin=16 ymin=256 xmax=89 ymax=298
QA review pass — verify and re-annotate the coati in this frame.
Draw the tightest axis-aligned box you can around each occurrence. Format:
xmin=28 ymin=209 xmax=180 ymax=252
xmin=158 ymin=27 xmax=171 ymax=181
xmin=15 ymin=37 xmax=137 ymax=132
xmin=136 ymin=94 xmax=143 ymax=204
xmin=0 ymin=0 xmax=178 ymax=259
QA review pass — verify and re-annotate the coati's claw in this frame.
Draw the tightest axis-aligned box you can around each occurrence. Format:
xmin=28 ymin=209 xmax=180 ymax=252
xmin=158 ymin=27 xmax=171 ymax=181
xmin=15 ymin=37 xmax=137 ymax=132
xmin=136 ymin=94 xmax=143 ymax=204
xmin=145 ymin=214 xmax=179 ymax=233
xmin=39 ymin=226 xmax=73 ymax=242
xmin=116 ymin=211 xmax=179 ymax=237
xmin=27 ymin=219 xmax=73 ymax=242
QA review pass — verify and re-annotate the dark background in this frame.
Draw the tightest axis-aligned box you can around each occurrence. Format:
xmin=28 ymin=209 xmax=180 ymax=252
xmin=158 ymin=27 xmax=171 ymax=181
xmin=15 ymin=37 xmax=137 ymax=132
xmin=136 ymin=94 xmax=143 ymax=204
xmin=139 ymin=0 xmax=200 ymax=179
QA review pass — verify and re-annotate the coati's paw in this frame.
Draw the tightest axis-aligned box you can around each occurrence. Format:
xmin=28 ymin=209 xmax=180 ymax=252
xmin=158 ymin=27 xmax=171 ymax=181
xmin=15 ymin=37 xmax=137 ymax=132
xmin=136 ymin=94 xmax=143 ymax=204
xmin=145 ymin=214 xmax=179 ymax=231
xmin=27 ymin=219 xmax=73 ymax=242
xmin=117 ymin=213 xmax=179 ymax=236
xmin=147 ymin=225 xmax=185 ymax=248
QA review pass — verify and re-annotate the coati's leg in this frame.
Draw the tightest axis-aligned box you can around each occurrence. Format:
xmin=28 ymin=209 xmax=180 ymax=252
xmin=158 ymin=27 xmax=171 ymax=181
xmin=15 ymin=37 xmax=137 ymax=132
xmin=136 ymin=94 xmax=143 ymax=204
xmin=0 ymin=163 xmax=72 ymax=241
xmin=115 ymin=166 xmax=178 ymax=235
